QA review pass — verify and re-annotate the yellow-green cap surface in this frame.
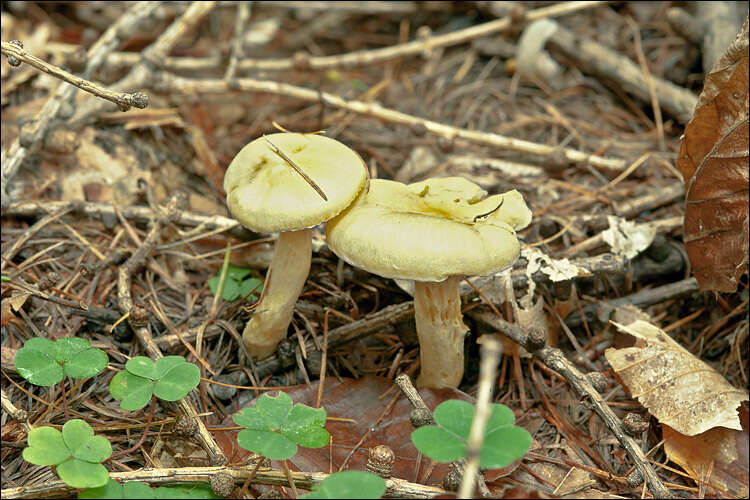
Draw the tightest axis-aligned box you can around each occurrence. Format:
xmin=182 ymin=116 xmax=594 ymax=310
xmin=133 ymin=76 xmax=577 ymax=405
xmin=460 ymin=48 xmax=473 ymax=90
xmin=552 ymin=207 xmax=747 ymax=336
xmin=327 ymin=178 xmax=532 ymax=282
xmin=224 ymin=133 xmax=368 ymax=233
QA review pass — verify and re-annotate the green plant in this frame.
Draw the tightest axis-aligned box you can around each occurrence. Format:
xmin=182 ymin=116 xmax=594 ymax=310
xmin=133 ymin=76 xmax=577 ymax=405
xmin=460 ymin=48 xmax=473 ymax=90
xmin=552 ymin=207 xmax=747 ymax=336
xmin=411 ymin=400 xmax=532 ymax=469
xmin=23 ymin=419 xmax=112 ymax=489
xmin=79 ymin=478 xmax=221 ymax=499
xmin=233 ymin=391 xmax=329 ymax=460
xmin=208 ymin=265 xmax=263 ymax=302
xmin=14 ymin=337 xmax=108 ymax=386
xmin=301 ymin=471 xmax=386 ymax=499
xmin=109 ymin=356 xmax=200 ymax=411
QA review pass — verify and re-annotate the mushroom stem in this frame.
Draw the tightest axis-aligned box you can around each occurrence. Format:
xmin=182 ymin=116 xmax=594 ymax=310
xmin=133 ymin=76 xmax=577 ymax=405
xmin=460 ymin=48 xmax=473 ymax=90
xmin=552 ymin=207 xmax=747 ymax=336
xmin=242 ymin=229 xmax=312 ymax=359
xmin=414 ymin=276 xmax=468 ymax=388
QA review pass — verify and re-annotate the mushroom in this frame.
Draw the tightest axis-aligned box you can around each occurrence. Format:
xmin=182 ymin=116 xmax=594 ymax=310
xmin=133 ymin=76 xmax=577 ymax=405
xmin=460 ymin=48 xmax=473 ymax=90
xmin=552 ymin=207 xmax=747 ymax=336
xmin=326 ymin=177 xmax=531 ymax=388
xmin=224 ymin=132 xmax=367 ymax=359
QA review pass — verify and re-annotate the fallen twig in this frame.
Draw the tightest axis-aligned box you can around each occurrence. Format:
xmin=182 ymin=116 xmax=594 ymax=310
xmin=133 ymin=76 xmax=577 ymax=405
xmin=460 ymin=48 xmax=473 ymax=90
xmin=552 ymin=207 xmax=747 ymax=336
xmin=1 ymin=41 xmax=148 ymax=111
xmin=0 ymin=1 xmax=162 ymax=209
xmin=156 ymin=74 xmax=627 ymax=170
xmin=468 ymin=312 xmax=673 ymax=498
xmin=235 ymin=1 xmax=605 ymax=72
xmin=0 ymin=465 xmax=447 ymax=499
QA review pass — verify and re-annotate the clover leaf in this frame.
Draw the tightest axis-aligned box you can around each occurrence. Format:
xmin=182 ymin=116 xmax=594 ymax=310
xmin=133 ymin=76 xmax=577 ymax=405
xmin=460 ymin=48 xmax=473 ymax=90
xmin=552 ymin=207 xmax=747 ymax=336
xmin=109 ymin=356 xmax=200 ymax=411
xmin=23 ymin=419 xmax=112 ymax=489
xmin=79 ymin=479 xmax=221 ymax=499
xmin=15 ymin=337 xmax=108 ymax=386
xmin=233 ymin=391 xmax=329 ymax=460
xmin=208 ymin=265 xmax=263 ymax=302
xmin=302 ymin=471 xmax=386 ymax=499
xmin=411 ymin=400 xmax=532 ymax=469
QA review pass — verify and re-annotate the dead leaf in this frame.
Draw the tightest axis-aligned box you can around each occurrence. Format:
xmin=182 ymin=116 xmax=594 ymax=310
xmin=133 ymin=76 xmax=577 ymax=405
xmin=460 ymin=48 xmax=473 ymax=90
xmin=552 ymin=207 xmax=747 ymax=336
xmin=601 ymin=216 xmax=656 ymax=260
xmin=663 ymin=405 xmax=749 ymax=498
xmin=605 ymin=320 xmax=749 ymax=435
xmin=1 ymin=292 xmax=30 ymax=326
xmin=676 ymin=15 xmax=749 ymax=292
xmin=217 ymin=376 xmax=471 ymax=483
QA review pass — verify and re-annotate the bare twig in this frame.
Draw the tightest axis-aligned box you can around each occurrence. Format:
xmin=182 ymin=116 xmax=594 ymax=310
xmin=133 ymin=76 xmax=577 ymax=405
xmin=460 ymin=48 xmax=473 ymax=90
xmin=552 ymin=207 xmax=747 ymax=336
xmin=1 ymin=389 xmax=30 ymax=434
xmin=69 ymin=1 xmax=217 ymax=127
xmin=546 ymin=24 xmax=698 ymax=123
xmin=114 ymin=192 xmax=227 ymax=466
xmin=236 ymin=1 xmax=605 ymax=72
xmin=458 ymin=338 xmax=503 ymax=499
xmin=224 ymin=1 xmax=252 ymax=82
xmin=0 ymin=466 xmax=447 ymax=499
xmin=2 ymin=199 xmax=246 ymax=239
xmin=468 ymin=312 xmax=673 ymax=498
xmin=0 ymin=1 xmax=162 ymax=210
xmin=1 ymin=41 xmax=148 ymax=111
xmin=157 ymin=74 xmax=627 ymax=170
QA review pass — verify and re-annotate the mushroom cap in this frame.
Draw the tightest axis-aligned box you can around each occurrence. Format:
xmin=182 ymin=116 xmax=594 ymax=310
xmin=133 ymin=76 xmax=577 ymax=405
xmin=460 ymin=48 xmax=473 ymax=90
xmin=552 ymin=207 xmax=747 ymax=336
xmin=224 ymin=133 xmax=368 ymax=233
xmin=327 ymin=177 xmax=532 ymax=282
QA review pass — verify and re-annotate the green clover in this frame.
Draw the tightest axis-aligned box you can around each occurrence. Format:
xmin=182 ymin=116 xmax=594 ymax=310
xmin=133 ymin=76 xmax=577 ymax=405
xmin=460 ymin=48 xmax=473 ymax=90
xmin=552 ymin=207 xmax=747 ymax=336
xmin=23 ymin=419 xmax=112 ymax=489
xmin=411 ymin=400 xmax=532 ymax=469
xmin=109 ymin=356 xmax=200 ymax=411
xmin=233 ymin=391 xmax=329 ymax=460
xmin=15 ymin=337 xmax=108 ymax=387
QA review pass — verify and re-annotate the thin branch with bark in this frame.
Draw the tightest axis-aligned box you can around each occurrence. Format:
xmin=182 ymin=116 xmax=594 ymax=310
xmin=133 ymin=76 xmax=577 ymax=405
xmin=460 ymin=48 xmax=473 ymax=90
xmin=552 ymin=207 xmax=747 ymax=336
xmin=1 ymin=41 xmax=148 ymax=111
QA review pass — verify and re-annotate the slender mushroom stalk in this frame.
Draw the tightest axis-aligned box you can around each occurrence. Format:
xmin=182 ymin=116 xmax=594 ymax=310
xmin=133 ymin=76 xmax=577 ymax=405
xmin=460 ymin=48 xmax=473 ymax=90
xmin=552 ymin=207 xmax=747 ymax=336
xmin=243 ymin=229 xmax=311 ymax=359
xmin=223 ymin=132 xmax=367 ymax=360
xmin=414 ymin=276 xmax=467 ymax=388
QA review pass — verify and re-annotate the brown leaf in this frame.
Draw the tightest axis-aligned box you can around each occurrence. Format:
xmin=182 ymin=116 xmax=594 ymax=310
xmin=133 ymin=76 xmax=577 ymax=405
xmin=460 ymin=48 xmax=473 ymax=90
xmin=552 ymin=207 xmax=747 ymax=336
xmin=217 ymin=376 xmax=471 ymax=483
xmin=604 ymin=320 xmax=748 ymax=436
xmin=663 ymin=405 xmax=749 ymax=497
xmin=676 ymin=15 xmax=749 ymax=292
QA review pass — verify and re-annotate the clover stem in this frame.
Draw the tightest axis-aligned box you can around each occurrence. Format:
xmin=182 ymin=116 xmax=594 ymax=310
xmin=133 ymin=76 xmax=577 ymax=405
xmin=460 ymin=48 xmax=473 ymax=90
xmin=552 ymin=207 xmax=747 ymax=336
xmin=240 ymin=457 xmax=265 ymax=498
xmin=281 ymin=459 xmax=299 ymax=498
xmin=108 ymin=396 xmax=156 ymax=462
xmin=59 ymin=379 xmax=70 ymax=421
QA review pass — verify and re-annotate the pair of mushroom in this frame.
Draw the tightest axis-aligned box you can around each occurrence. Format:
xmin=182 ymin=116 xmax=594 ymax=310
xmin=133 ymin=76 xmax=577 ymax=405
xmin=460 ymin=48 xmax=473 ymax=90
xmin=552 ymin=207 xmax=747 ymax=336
xmin=224 ymin=133 xmax=532 ymax=388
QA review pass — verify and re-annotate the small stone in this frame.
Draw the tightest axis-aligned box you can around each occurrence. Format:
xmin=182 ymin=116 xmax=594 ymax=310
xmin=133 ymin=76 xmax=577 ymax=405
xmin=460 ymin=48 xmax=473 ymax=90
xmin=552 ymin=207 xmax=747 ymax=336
xmin=366 ymin=445 xmax=395 ymax=478
xmin=210 ymin=471 xmax=234 ymax=497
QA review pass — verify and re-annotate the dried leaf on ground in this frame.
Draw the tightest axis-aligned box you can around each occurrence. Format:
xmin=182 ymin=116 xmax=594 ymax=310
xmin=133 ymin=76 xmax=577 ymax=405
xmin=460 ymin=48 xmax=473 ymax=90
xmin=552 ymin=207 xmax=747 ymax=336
xmin=600 ymin=216 xmax=656 ymax=260
xmin=217 ymin=376 xmax=471 ymax=482
xmin=676 ymin=15 xmax=749 ymax=292
xmin=663 ymin=405 xmax=749 ymax=498
xmin=605 ymin=320 xmax=748 ymax=435
xmin=0 ymin=292 xmax=30 ymax=326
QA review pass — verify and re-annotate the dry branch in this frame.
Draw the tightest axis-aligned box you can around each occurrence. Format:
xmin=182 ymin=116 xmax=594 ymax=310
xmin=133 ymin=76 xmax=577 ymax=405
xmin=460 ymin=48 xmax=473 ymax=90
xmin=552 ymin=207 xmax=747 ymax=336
xmin=468 ymin=312 xmax=673 ymax=498
xmin=0 ymin=465 xmax=447 ymax=499
xmin=236 ymin=1 xmax=605 ymax=72
xmin=0 ymin=1 xmax=161 ymax=209
xmin=546 ymin=24 xmax=698 ymax=123
xmin=113 ymin=192 xmax=227 ymax=466
xmin=1 ymin=41 xmax=148 ymax=111
xmin=157 ymin=74 xmax=627 ymax=170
